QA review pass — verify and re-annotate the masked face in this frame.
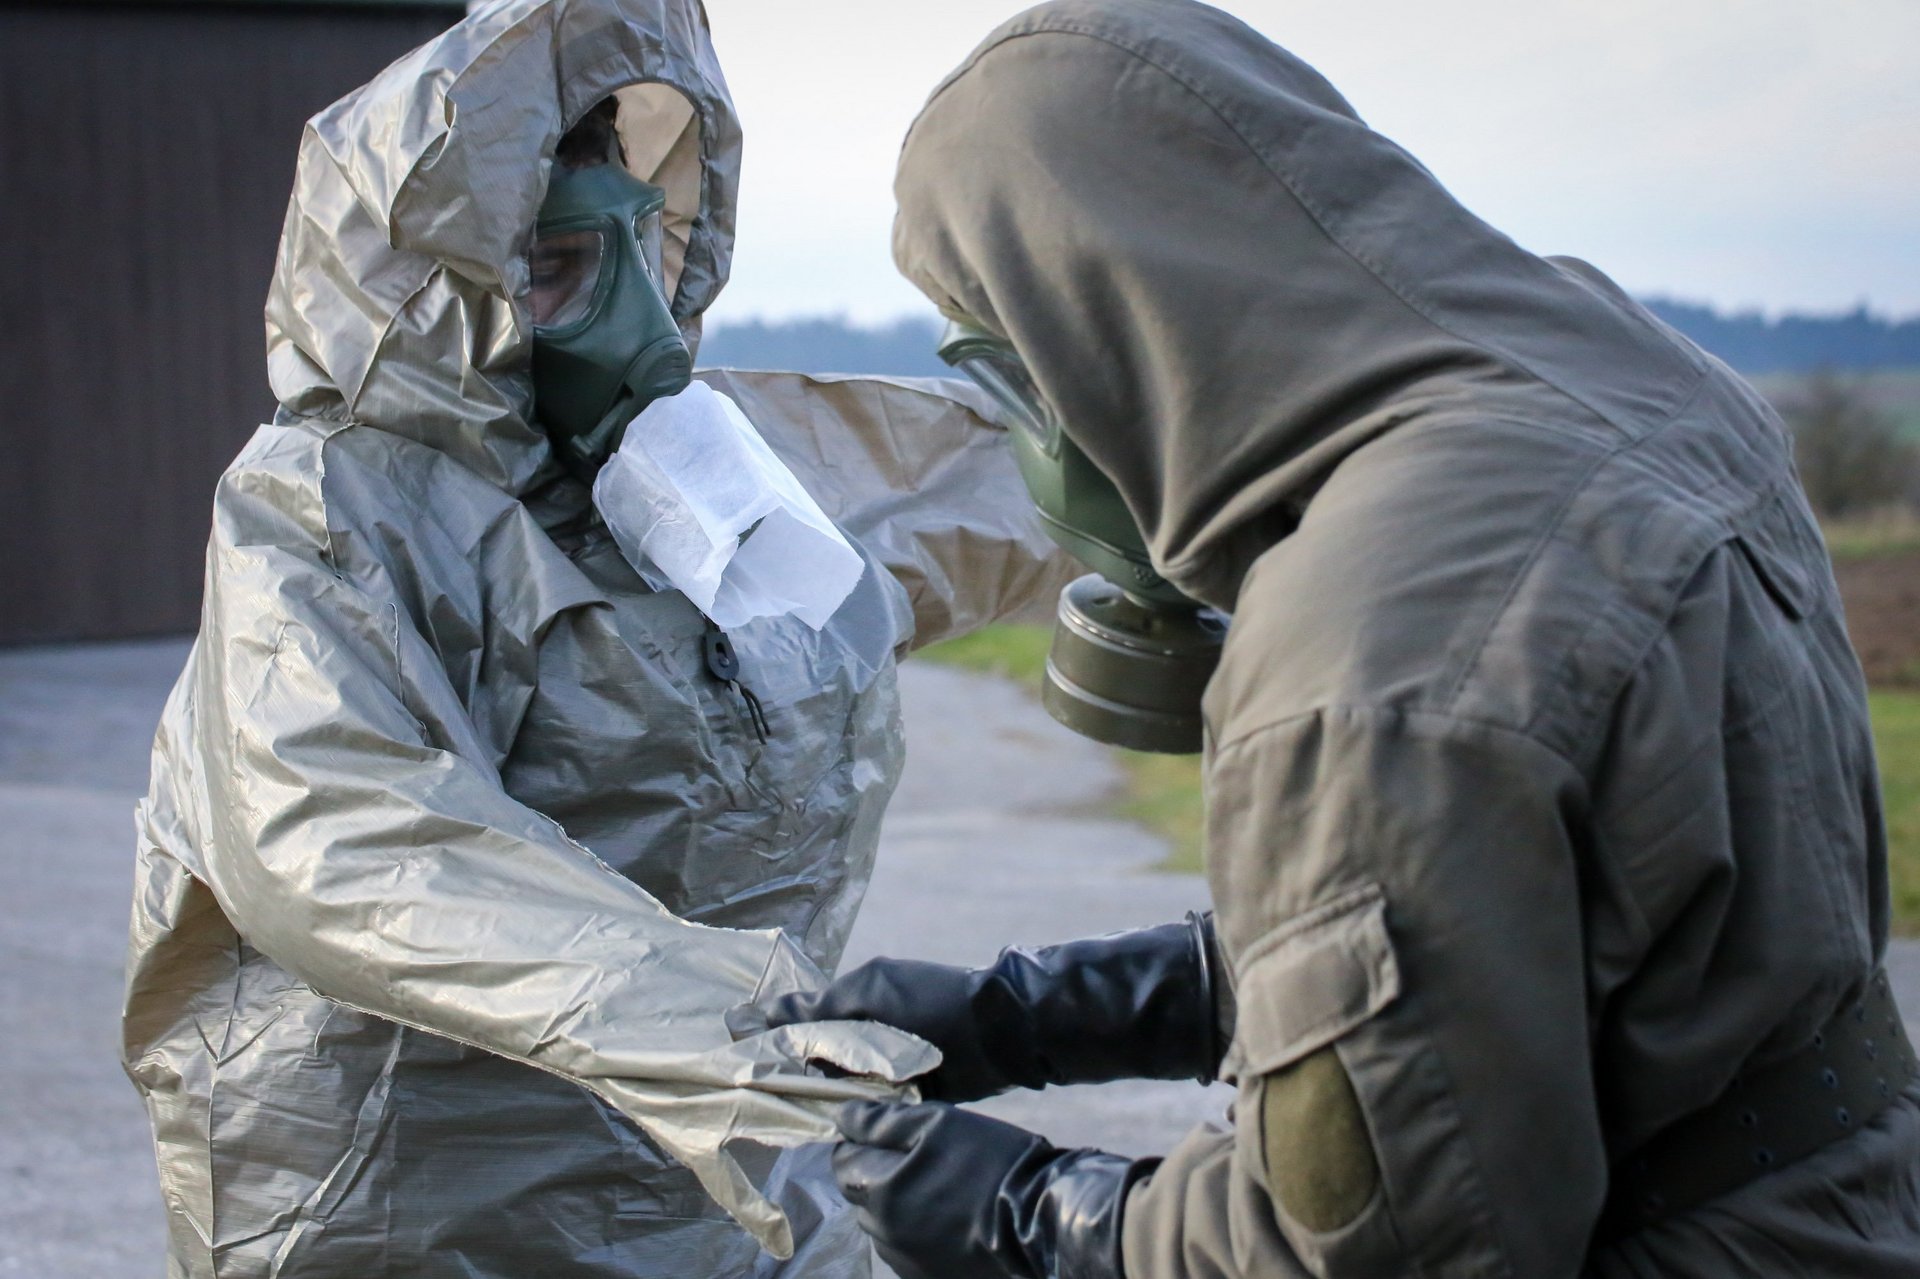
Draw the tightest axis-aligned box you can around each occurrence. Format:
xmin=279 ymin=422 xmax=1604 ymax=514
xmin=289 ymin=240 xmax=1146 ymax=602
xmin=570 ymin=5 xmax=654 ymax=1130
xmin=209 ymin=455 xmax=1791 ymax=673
xmin=530 ymin=162 xmax=692 ymax=472
xmin=938 ymin=319 xmax=1196 ymax=606
xmin=937 ymin=319 xmax=1225 ymax=755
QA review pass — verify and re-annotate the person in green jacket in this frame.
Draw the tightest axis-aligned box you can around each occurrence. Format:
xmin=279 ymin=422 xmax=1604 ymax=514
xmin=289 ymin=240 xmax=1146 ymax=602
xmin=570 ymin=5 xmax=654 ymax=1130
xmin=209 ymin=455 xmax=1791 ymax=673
xmin=767 ymin=2 xmax=1920 ymax=1276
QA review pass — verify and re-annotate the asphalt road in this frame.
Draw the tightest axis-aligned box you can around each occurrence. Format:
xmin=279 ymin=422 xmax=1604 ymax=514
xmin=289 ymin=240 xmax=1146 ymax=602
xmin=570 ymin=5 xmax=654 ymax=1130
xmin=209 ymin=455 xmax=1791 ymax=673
xmin=2 ymin=639 xmax=1915 ymax=1276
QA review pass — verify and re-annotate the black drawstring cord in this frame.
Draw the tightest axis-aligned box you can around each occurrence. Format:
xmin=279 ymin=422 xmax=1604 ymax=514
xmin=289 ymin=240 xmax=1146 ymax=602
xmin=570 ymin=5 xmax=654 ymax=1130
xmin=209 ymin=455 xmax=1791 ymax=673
xmin=702 ymin=618 xmax=771 ymax=742
xmin=737 ymin=681 xmax=772 ymax=741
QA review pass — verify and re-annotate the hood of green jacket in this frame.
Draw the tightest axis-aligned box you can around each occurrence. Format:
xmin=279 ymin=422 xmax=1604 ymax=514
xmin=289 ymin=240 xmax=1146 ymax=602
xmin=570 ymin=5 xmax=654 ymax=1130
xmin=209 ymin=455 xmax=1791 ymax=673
xmin=892 ymin=0 xmax=1704 ymax=609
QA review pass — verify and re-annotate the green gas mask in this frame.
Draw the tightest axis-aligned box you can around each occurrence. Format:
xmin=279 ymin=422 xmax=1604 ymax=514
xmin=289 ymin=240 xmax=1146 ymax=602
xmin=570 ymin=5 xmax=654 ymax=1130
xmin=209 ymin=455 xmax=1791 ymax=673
xmin=938 ymin=319 xmax=1226 ymax=755
xmin=530 ymin=162 xmax=692 ymax=472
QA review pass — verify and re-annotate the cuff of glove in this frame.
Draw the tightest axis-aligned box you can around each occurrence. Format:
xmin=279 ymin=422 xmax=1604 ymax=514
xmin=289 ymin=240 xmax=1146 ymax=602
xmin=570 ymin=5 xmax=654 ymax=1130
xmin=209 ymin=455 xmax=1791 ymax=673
xmin=1190 ymin=911 xmax=1231 ymax=1083
xmin=1003 ymin=914 xmax=1228 ymax=1094
xmin=1035 ymin=1152 xmax=1157 ymax=1279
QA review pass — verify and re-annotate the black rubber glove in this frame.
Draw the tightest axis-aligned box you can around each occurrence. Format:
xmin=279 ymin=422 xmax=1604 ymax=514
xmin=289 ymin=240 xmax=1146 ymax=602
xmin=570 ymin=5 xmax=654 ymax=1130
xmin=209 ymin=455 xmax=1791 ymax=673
xmin=760 ymin=914 xmax=1222 ymax=1102
xmin=833 ymin=1099 xmax=1146 ymax=1279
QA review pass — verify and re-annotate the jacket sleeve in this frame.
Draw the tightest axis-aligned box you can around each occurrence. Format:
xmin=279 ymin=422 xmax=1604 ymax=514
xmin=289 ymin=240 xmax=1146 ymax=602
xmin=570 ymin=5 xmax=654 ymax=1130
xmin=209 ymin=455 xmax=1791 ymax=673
xmin=1122 ymin=707 xmax=1600 ymax=1279
xmin=180 ymin=436 xmax=934 ymax=1258
xmin=695 ymin=368 xmax=1080 ymax=649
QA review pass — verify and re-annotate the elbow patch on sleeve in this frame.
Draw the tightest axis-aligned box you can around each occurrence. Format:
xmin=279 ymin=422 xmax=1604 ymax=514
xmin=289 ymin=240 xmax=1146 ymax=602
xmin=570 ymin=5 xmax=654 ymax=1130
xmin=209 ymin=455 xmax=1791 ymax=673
xmin=1258 ymin=1046 xmax=1380 ymax=1232
xmin=1229 ymin=884 xmax=1398 ymax=1239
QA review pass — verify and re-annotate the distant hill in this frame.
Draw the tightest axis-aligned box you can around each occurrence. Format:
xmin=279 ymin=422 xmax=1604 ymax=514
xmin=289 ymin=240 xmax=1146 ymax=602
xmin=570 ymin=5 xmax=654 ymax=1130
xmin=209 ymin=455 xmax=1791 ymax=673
xmin=699 ymin=315 xmax=950 ymax=379
xmin=1642 ymin=300 xmax=1920 ymax=375
xmin=701 ymin=305 xmax=1920 ymax=380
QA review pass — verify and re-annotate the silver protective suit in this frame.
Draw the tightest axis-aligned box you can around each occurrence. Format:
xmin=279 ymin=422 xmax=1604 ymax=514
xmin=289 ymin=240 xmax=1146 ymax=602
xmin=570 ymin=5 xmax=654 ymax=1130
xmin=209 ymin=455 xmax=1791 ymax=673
xmin=119 ymin=3 xmax=1071 ymax=1276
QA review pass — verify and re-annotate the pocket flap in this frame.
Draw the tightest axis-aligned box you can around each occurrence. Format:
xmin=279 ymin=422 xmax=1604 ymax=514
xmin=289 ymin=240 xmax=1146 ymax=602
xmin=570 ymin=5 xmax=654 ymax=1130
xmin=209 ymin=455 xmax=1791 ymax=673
xmin=1732 ymin=494 xmax=1814 ymax=621
xmin=1229 ymin=883 xmax=1401 ymax=1078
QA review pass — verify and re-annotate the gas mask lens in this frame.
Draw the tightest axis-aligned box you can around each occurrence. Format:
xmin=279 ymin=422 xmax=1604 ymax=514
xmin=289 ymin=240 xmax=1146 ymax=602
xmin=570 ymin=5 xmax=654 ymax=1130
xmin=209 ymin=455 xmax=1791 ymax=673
xmin=529 ymin=228 xmax=606 ymax=331
xmin=953 ymin=350 xmax=1056 ymax=450
xmin=938 ymin=320 xmax=1058 ymax=451
xmin=635 ymin=210 xmax=666 ymax=287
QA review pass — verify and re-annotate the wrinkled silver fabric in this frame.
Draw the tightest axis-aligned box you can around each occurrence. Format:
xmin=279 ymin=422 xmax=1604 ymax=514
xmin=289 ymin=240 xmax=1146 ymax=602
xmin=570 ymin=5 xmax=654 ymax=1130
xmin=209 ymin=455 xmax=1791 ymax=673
xmin=121 ymin=3 xmax=1072 ymax=1276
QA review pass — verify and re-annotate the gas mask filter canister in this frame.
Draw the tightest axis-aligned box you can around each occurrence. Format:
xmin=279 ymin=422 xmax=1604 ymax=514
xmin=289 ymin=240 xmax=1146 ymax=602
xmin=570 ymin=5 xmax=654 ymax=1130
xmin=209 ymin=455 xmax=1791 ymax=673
xmin=938 ymin=320 xmax=1226 ymax=755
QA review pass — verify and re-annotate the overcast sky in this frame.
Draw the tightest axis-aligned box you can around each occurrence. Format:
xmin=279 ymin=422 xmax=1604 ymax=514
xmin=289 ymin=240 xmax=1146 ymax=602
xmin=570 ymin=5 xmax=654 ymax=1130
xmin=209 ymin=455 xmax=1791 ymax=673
xmin=698 ymin=0 xmax=1920 ymax=327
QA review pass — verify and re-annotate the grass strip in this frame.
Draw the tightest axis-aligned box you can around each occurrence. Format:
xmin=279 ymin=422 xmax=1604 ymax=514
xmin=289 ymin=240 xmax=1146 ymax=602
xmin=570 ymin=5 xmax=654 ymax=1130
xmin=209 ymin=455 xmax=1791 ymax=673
xmin=1875 ymin=691 xmax=1920 ymax=934
xmin=1823 ymin=511 xmax=1920 ymax=561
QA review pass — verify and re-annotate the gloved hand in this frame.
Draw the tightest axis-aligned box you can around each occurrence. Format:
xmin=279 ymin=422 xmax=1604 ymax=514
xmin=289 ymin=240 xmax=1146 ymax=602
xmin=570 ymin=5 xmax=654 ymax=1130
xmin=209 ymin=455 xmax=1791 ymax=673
xmin=832 ymin=1099 xmax=1146 ymax=1279
xmin=760 ymin=914 xmax=1223 ymax=1102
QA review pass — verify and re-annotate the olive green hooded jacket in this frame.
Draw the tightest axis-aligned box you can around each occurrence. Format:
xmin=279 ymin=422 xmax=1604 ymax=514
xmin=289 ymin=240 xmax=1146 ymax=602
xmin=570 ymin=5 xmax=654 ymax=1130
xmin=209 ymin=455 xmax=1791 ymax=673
xmin=121 ymin=3 xmax=1071 ymax=1276
xmin=893 ymin=1 xmax=1920 ymax=1274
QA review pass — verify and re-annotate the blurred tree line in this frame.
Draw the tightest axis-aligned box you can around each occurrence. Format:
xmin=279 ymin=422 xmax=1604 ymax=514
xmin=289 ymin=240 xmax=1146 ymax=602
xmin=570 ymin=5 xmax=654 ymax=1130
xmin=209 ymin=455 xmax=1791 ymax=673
xmin=702 ymin=312 xmax=1920 ymax=521
xmin=1647 ymin=300 xmax=1920 ymax=375
xmin=699 ymin=315 xmax=950 ymax=379
xmin=1779 ymin=372 xmax=1919 ymax=520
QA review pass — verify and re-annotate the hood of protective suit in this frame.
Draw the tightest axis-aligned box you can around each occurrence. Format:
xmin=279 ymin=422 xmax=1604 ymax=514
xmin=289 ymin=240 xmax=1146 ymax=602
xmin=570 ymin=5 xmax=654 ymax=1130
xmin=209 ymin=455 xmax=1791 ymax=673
xmin=893 ymin=0 xmax=1697 ymax=610
xmin=265 ymin=0 xmax=738 ymax=495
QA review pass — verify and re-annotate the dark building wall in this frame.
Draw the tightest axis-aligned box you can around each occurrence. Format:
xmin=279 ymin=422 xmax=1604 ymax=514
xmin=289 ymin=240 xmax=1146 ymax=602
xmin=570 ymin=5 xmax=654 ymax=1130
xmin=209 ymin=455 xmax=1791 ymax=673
xmin=0 ymin=2 xmax=460 ymax=645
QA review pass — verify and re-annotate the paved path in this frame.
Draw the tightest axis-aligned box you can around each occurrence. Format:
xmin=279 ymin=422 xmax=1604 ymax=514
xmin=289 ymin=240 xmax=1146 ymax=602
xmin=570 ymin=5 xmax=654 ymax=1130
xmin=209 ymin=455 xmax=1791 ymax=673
xmin=2 ymin=640 xmax=1916 ymax=1275
xmin=840 ymin=663 xmax=1229 ymax=1160
xmin=2 ymin=641 xmax=190 ymax=1278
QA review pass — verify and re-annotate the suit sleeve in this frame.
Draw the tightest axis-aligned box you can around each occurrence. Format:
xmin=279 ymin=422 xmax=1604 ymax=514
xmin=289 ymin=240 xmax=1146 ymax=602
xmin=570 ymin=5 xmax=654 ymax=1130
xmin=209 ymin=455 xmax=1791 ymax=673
xmin=695 ymin=368 xmax=1080 ymax=650
xmin=1121 ymin=707 xmax=1600 ymax=1278
xmin=181 ymin=445 xmax=933 ymax=1256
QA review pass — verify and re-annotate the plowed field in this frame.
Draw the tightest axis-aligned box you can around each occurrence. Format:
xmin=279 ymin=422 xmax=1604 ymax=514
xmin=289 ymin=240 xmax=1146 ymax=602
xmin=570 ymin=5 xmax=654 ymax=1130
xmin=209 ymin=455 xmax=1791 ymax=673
xmin=1836 ymin=551 xmax=1920 ymax=686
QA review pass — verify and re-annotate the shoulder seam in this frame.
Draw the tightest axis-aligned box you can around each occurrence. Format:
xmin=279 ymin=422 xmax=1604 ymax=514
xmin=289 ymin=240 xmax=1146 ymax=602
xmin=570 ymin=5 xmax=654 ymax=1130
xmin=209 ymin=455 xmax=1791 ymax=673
xmin=1437 ymin=374 xmax=1714 ymax=719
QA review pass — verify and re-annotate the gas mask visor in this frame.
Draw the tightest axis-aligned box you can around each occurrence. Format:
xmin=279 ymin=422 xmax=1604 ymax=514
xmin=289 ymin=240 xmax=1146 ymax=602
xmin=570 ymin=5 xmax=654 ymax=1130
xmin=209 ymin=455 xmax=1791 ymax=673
xmin=938 ymin=319 xmax=1226 ymax=755
xmin=530 ymin=162 xmax=692 ymax=473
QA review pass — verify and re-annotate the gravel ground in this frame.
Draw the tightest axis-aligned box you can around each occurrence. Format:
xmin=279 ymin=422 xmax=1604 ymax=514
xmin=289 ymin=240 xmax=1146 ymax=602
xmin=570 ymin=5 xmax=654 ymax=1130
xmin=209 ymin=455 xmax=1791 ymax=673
xmin=1 ymin=639 xmax=1914 ymax=1275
